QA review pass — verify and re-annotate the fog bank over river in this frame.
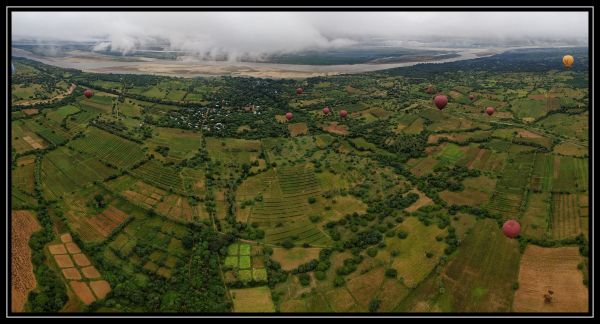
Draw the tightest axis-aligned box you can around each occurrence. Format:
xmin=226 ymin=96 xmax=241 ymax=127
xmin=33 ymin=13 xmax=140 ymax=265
xmin=13 ymin=47 xmax=506 ymax=79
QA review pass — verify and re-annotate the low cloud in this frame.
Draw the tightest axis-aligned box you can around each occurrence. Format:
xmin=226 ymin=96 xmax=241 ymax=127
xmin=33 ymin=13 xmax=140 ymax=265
xmin=12 ymin=11 xmax=589 ymax=59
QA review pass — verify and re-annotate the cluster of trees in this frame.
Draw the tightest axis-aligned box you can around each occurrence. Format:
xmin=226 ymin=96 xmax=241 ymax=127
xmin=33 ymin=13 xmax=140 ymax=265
xmin=26 ymin=204 xmax=68 ymax=312
xmin=351 ymin=120 xmax=429 ymax=160
xmin=90 ymin=223 xmax=233 ymax=312
xmin=418 ymin=165 xmax=481 ymax=195
xmin=154 ymin=145 xmax=170 ymax=157
xmin=91 ymin=121 xmax=144 ymax=144
xmin=263 ymin=247 xmax=288 ymax=288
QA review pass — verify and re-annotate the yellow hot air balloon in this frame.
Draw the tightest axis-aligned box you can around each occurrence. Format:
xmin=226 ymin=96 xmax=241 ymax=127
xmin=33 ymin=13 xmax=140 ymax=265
xmin=563 ymin=55 xmax=574 ymax=69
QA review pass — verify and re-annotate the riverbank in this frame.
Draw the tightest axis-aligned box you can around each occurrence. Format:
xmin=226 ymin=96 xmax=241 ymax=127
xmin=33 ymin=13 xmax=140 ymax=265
xmin=12 ymin=47 xmax=504 ymax=79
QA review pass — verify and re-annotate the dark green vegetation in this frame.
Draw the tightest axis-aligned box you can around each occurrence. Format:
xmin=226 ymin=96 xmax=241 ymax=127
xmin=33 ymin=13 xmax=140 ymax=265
xmin=11 ymin=47 xmax=589 ymax=313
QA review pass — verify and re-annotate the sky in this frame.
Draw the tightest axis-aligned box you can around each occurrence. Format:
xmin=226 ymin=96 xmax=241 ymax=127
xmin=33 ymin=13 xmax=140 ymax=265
xmin=12 ymin=11 xmax=589 ymax=59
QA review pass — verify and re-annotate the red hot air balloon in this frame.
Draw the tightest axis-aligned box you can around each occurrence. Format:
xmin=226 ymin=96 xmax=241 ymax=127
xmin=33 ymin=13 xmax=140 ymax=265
xmin=84 ymin=89 xmax=93 ymax=98
xmin=285 ymin=112 xmax=293 ymax=121
xmin=486 ymin=107 xmax=495 ymax=116
xmin=339 ymin=110 xmax=348 ymax=118
xmin=502 ymin=220 xmax=521 ymax=238
xmin=469 ymin=94 xmax=475 ymax=101
xmin=433 ymin=95 xmax=448 ymax=110
xmin=323 ymin=107 xmax=330 ymax=114
xmin=296 ymin=88 xmax=303 ymax=95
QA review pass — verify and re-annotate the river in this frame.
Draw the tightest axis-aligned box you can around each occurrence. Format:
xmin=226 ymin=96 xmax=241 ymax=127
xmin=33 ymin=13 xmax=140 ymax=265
xmin=12 ymin=47 xmax=505 ymax=79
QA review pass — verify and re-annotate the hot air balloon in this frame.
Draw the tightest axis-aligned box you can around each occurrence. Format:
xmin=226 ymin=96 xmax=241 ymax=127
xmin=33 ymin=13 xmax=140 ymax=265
xmin=296 ymin=87 xmax=303 ymax=95
xmin=502 ymin=220 xmax=521 ymax=238
xmin=469 ymin=94 xmax=475 ymax=101
xmin=84 ymin=89 xmax=93 ymax=98
xmin=339 ymin=110 xmax=348 ymax=118
xmin=433 ymin=95 xmax=448 ymax=110
xmin=285 ymin=112 xmax=293 ymax=121
xmin=322 ymin=107 xmax=330 ymax=114
xmin=486 ymin=107 xmax=495 ymax=116
xmin=562 ymin=55 xmax=574 ymax=69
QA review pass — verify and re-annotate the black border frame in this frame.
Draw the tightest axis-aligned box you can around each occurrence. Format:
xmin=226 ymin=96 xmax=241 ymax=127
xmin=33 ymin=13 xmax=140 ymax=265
xmin=5 ymin=6 xmax=594 ymax=318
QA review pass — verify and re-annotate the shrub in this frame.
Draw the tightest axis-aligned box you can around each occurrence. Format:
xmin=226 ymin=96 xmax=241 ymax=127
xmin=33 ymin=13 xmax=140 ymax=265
xmin=281 ymin=240 xmax=294 ymax=249
xmin=333 ymin=276 xmax=345 ymax=287
xmin=369 ymin=298 xmax=381 ymax=312
xmin=308 ymin=197 xmax=317 ymax=204
xmin=299 ymin=273 xmax=311 ymax=286
xmin=315 ymin=271 xmax=326 ymax=281
xmin=385 ymin=268 xmax=397 ymax=278
xmin=263 ymin=246 xmax=273 ymax=255
xmin=397 ymin=231 xmax=408 ymax=239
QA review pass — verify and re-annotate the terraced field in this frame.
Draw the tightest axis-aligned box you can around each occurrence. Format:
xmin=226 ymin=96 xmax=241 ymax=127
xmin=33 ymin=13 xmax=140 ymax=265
xmin=553 ymin=156 xmax=588 ymax=192
xmin=521 ymin=192 xmax=551 ymax=240
xmin=65 ymin=108 xmax=99 ymax=134
xmin=145 ymin=127 xmax=202 ymax=163
xmin=243 ymin=165 xmax=331 ymax=247
xmin=64 ymin=195 xmax=131 ymax=243
xmin=106 ymin=213 xmax=189 ymax=280
xmin=487 ymin=152 xmax=535 ymax=217
xmin=529 ymin=153 xmax=554 ymax=192
xmin=467 ymin=149 xmax=507 ymax=173
xmin=12 ymin=120 xmax=48 ymax=153
xmin=441 ymin=219 xmax=521 ymax=312
xmin=70 ymin=127 xmax=147 ymax=169
xmin=23 ymin=118 xmax=70 ymax=146
xmin=41 ymin=147 xmax=118 ymax=200
xmin=551 ymin=193 xmax=581 ymax=239
xmin=129 ymin=160 xmax=186 ymax=194
xmin=12 ymin=159 xmax=35 ymax=195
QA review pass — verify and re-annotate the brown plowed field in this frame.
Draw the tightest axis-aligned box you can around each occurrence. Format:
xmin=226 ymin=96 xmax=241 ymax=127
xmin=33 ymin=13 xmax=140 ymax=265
xmin=62 ymin=268 xmax=82 ymax=280
xmin=48 ymin=243 xmax=67 ymax=255
xmin=54 ymin=254 xmax=74 ymax=268
xmin=65 ymin=242 xmax=81 ymax=254
xmin=89 ymin=280 xmax=112 ymax=299
xmin=72 ymin=253 xmax=91 ymax=267
xmin=60 ymin=233 xmax=73 ymax=243
xmin=513 ymin=245 xmax=588 ymax=312
xmin=70 ymin=281 xmax=96 ymax=305
xmin=11 ymin=210 xmax=41 ymax=312
xmin=81 ymin=266 xmax=101 ymax=279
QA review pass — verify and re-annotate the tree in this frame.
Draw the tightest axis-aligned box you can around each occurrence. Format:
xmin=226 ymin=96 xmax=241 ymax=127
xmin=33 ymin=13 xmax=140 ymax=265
xmin=94 ymin=193 xmax=105 ymax=208
xmin=298 ymin=273 xmax=311 ymax=286
xmin=282 ymin=240 xmax=294 ymax=249
xmin=385 ymin=268 xmax=398 ymax=278
xmin=333 ymin=276 xmax=345 ymax=287
xmin=369 ymin=298 xmax=381 ymax=312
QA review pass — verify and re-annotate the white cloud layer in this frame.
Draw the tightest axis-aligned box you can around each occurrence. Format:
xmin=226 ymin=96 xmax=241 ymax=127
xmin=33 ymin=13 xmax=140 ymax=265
xmin=12 ymin=11 xmax=589 ymax=58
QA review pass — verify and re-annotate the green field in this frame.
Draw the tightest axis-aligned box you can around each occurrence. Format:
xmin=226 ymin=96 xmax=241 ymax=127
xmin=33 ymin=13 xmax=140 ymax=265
xmin=70 ymin=127 xmax=147 ymax=169
xmin=487 ymin=152 xmax=535 ymax=217
xmin=440 ymin=219 xmax=521 ymax=312
xmin=41 ymin=147 xmax=118 ymax=200
xmin=10 ymin=48 xmax=589 ymax=314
